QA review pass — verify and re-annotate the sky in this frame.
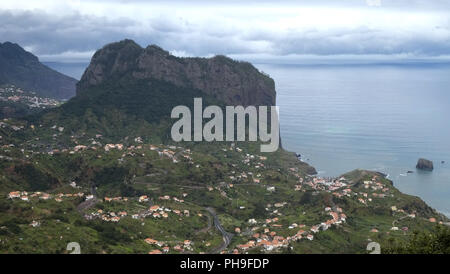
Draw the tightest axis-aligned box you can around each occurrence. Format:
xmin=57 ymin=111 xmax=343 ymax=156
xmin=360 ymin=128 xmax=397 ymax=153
xmin=1 ymin=0 xmax=450 ymax=63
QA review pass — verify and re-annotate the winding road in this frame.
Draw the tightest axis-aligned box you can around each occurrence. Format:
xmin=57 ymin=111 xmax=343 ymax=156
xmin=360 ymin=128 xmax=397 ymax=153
xmin=76 ymin=182 xmax=235 ymax=253
xmin=205 ymin=207 xmax=234 ymax=254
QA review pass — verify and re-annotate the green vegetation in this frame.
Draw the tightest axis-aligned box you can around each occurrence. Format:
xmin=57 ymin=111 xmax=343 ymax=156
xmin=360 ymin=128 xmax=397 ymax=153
xmin=0 ymin=135 xmax=445 ymax=253
xmin=384 ymin=225 xmax=450 ymax=254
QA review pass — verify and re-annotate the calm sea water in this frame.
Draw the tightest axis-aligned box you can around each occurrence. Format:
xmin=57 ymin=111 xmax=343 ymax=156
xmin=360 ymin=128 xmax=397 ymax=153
xmin=44 ymin=62 xmax=87 ymax=80
xmin=47 ymin=61 xmax=450 ymax=217
xmin=255 ymin=63 xmax=450 ymax=217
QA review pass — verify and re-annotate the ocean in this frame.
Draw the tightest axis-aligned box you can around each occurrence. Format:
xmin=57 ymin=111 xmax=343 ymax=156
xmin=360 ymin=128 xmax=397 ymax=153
xmin=255 ymin=63 xmax=450 ymax=217
xmin=45 ymin=61 xmax=450 ymax=217
xmin=44 ymin=62 xmax=88 ymax=81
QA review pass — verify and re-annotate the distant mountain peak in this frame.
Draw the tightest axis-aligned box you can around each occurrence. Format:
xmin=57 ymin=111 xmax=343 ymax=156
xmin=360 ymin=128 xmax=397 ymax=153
xmin=0 ymin=42 xmax=39 ymax=63
xmin=1 ymin=41 xmax=27 ymax=51
xmin=0 ymin=42 xmax=77 ymax=99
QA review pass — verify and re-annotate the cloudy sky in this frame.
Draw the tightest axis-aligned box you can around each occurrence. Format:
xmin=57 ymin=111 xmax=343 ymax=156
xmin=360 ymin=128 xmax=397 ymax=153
xmin=1 ymin=0 xmax=450 ymax=63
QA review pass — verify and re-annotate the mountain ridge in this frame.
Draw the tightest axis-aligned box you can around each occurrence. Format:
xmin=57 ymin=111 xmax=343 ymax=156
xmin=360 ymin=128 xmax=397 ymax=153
xmin=77 ymin=39 xmax=276 ymax=106
xmin=0 ymin=42 xmax=77 ymax=99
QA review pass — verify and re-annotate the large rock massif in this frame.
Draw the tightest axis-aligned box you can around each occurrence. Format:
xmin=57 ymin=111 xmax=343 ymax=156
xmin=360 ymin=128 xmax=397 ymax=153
xmin=77 ymin=39 xmax=276 ymax=106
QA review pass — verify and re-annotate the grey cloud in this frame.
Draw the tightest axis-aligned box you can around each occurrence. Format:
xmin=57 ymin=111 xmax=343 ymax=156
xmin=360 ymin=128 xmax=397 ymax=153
xmin=0 ymin=10 xmax=138 ymax=55
xmin=86 ymin=0 xmax=450 ymax=10
xmin=1 ymin=4 xmax=450 ymax=62
xmin=273 ymin=29 xmax=450 ymax=56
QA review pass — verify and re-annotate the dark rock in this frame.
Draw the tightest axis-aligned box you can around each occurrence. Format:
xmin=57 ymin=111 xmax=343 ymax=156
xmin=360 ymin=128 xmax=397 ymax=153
xmin=416 ymin=158 xmax=434 ymax=171
xmin=407 ymin=171 xmax=414 ymax=174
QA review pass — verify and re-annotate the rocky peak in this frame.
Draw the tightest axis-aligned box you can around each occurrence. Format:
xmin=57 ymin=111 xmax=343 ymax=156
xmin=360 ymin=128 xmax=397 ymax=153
xmin=77 ymin=39 xmax=276 ymax=106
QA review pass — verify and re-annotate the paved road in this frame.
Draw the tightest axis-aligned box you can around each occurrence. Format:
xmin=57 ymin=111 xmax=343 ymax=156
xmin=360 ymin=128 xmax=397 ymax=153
xmin=205 ymin=207 xmax=233 ymax=254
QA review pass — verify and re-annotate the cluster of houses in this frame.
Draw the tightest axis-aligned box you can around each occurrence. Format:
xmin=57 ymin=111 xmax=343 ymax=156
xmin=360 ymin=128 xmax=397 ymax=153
xmin=228 ymin=170 xmax=263 ymax=184
xmin=292 ymin=172 xmax=443 ymax=236
xmin=292 ymin=171 xmax=394 ymax=206
xmin=358 ymin=179 xmax=391 ymax=202
xmin=0 ymin=85 xmax=60 ymax=109
xmin=234 ymin=225 xmax=313 ymax=253
xmin=263 ymin=203 xmax=287 ymax=218
xmin=84 ymin=209 xmax=128 ymax=222
xmin=235 ymin=232 xmax=290 ymax=253
xmin=158 ymin=194 xmax=188 ymax=203
xmin=104 ymin=143 xmax=124 ymax=151
xmin=7 ymin=191 xmax=85 ymax=202
xmin=241 ymin=152 xmax=267 ymax=170
xmin=37 ymin=141 xmax=196 ymax=167
xmin=305 ymin=176 xmax=349 ymax=193
xmin=114 ymin=143 xmax=194 ymax=165
xmin=104 ymin=196 xmax=128 ymax=202
xmin=234 ymin=206 xmax=347 ymax=253
xmin=137 ymin=194 xmax=187 ymax=204
xmin=84 ymin=202 xmax=191 ymax=222
xmin=219 ymin=145 xmax=269 ymax=186
xmin=145 ymin=238 xmax=193 ymax=254
xmin=150 ymin=144 xmax=194 ymax=164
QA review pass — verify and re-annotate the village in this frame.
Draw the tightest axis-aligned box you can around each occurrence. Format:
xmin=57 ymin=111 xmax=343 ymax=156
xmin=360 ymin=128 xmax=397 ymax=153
xmin=232 ymin=204 xmax=347 ymax=253
xmin=0 ymin=124 xmax=445 ymax=254
xmin=0 ymin=85 xmax=61 ymax=110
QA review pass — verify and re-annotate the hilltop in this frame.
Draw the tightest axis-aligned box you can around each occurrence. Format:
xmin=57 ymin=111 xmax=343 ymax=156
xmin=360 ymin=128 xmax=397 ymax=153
xmin=0 ymin=42 xmax=77 ymax=99
xmin=78 ymin=39 xmax=275 ymax=106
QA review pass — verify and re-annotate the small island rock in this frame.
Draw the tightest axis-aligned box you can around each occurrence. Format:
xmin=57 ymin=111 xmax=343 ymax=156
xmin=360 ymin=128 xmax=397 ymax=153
xmin=416 ymin=158 xmax=434 ymax=171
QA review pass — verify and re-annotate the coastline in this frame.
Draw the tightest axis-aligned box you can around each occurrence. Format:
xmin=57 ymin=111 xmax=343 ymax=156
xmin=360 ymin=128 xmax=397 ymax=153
xmin=294 ymin=150 xmax=450 ymax=219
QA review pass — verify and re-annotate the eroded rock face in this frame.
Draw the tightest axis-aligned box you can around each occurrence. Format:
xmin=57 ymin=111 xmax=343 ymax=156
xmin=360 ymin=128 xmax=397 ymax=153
xmin=416 ymin=158 xmax=434 ymax=171
xmin=77 ymin=40 xmax=276 ymax=106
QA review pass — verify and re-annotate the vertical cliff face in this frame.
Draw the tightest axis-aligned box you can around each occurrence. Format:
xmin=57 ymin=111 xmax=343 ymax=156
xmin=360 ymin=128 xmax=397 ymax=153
xmin=77 ymin=40 xmax=276 ymax=106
